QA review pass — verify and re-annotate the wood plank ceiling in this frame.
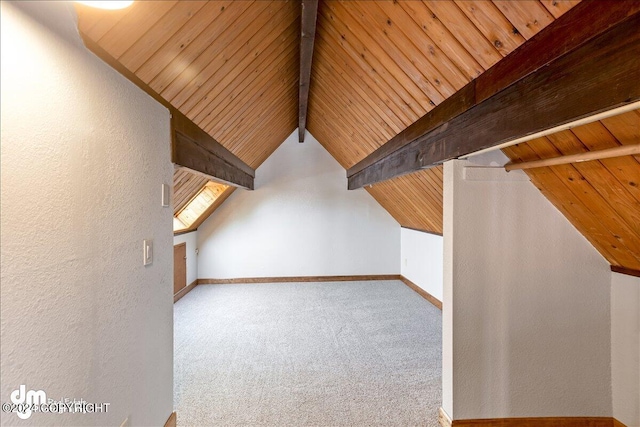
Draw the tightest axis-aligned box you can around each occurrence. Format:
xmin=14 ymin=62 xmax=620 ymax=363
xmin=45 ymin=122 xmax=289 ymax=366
xmin=307 ymin=0 xmax=579 ymax=234
xmin=503 ymin=109 xmax=640 ymax=270
xmin=76 ymin=1 xmax=300 ymax=230
xmin=69 ymin=0 xmax=637 ymax=271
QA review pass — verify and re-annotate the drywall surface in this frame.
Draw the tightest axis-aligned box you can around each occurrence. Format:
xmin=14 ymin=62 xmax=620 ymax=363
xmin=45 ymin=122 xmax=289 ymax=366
xmin=401 ymin=228 xmax=443 ymax=301
xmin=611 ymin=272 xmax=640 ymax=427
xmin=174 ymin=231 xmax=198 ymax=286
xmin=443 ymin=158 xmax=611 ymax=420
xmin=198 ymin=131 xmax=400 ymax=279
xmin=1 ymin=2 xmax=173 ymax=426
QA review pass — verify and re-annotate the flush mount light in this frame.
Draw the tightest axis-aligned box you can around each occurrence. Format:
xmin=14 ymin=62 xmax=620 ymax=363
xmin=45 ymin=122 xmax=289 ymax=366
xmin=75 ymin=1 xmax=133 ymax=10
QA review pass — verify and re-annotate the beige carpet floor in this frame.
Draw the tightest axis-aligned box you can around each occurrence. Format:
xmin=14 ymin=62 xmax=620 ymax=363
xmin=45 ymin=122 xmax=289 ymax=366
xmin=174 ymin=280 xmax=442 ymax=426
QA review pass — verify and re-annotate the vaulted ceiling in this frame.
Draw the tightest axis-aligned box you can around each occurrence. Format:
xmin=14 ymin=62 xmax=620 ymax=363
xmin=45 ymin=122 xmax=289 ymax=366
xmin=75 ymin=1 xmax=639 ymax=270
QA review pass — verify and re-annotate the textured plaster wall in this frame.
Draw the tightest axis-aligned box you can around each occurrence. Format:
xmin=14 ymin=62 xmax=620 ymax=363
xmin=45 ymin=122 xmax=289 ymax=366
xmin=0 ymin=2 xmax=173 ymax=426
xmin=611 ymin=272 xmax=640 ymax=427
xmin=174 ymin=231 xmax=198 ymax=286
xmin=443 ymin=157 xmax=611 ymax=420
xmin=401 ymin=228 xmax=443 ymax=301
xmin=197 ymin=131 xmax=400 ymax=279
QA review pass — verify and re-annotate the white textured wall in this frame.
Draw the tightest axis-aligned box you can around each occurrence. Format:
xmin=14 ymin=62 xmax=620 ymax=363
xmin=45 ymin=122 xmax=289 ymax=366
xmin=197 ymin=131 xmax=400 ymax=279
xmin=401 ymin=228 xmax=443 ymax=301
xmin=611 ymin=272 xmax=640 ymax=427
xmin=1 ymin=2 xmax=173 ymax=426
xmin=443 ymin=158 xmax=611 ymax=420
xmin=174 ymin=231 xmax=198 ymax=286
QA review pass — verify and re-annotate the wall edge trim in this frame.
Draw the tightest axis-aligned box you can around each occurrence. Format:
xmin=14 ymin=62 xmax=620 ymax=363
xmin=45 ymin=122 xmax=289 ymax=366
xmin=174 ymin=279 xmax=198 ymax=303
xmin=442 ymin=416 xmax=619 ymax=427
xmin=399 ymin=276 xmax=442 ymax=310
xmin=611 ymin=265 xmax=640 ymax=278
xmin=401 ymin=226 xmax=444 ymax=237
xmin=198 ymin=275 xmax=402 ymax=284
xmin=164 ymin=412 xmax=177 ymax=427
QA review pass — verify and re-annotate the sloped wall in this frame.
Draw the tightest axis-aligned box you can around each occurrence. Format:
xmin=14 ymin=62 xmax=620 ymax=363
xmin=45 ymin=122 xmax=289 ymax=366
xmin=611 ymin=272 xmax=640 ymax=427
xmin=197 ymin=131 xmax=400 ymax=279
xmin=401 ymin=228 xmax=443 ymax=302
xmin=443 ymin=157 xmax=611 ymax=420
xmin=1 ymin=3 xmax=173 ymax=425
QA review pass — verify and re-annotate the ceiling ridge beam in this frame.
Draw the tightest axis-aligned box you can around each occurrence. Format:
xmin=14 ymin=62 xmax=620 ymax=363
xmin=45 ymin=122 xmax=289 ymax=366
xmin=347 ymin=1 xmax=640 ymax=189
xmin=298 ymin=0 xmax=319 ymax=143
xmin=78 ymin=31 xmax=255 ymax=190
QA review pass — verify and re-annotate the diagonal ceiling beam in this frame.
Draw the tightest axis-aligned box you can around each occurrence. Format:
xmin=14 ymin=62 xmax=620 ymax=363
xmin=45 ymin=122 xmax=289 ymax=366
xmin=347 ymin=1 xmax=640 ymax=190
xmin=78 ymin=31 xmax=255 ymax=190
xmin=298 ymin=0 xmax=319 ymax=143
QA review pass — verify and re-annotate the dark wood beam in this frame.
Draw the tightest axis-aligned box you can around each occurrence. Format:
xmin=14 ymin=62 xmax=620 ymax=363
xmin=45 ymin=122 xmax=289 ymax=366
xmin=78 ymin=32 xmax=255 ymax=190
xmin=347 ymin=1 xmax=640 ymax=189
xmin=298 ymin=0 xmax=319 ymax=143
xmin=611 ymin=265 xmax=640 ymax=278
xmin=171 ymin=110 xmax=254 ymax=190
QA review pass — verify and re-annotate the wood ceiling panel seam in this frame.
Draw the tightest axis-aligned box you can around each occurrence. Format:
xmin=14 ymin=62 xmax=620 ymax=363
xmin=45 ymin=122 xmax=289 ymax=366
xmin=219 ymin=81 xmax=298 ymax=147
xmin=309 ymin=75 xmax=390 ymax=150
xmin=422 ymin=1 xmax=503 ymax=70
xmin=150 ymin=1 xmax=256 ymax=97
xmin=398 ymin=172 xmax=443 ymax=211
xmin=379 ymin=1 xmax=480 ymax=85
xmin=248 ymin=117 xmax=299 ymax=169
xmin=196 ymin=20 xmax=299 ymax=134
xmin=452 ymin=0 xmax=525 ymax=59
xmin=177 ymin=1 xmax=292 ymax=116
xmin=491 ymin=0 xmax=555 ymax=40
xmin=345 ymin=1 xmax=453 ymax=103
xmin=395 ymin=175 xmax=443 ymax=226
xmin=309 ymin=91 xmax=382 ymax=156
xmin=311 ymin=59 xmax=394 ymax=145
xmin=599 ymin=111 xmax=640 ymax=164
xmin=315 ymin=20 xmax=416 ymax=128
xmin=318 ymin=5 xmax=423 ymax=124
xmin=373 ymin=180 xmax=435 ymax=231
xmin=547 ymin=128 xmax=640 ymax=205
xmin=209 ymin=64 xmax=298 ymax=145
xmin=366 ymin=187 xmax=411 ymax=228
xmin=415 ymin=167 xmax=444 ymax=194
xmin=220 ymin=84 xmax=298 ymax=162
xmin=194 ymin=18 xmax=298 ymax=131
xmin=325 ymin=1 xmax=436 ymax=114
xmin=198 ymin=45 xmax=297 ymax=145
xmin=117 ymin=1 xmax=209 ymax=71
xmin=502 ymin=145 xmax=630 ymax=267
xmin=97 ymin=1 xmax=179 ymax=63
xmin=392 ymin=1 xmax=484 ymax=81
xmin=506 ymin=143 xmax=640 ymax=268
xmin=569 ymin=125 xmax=640 ymax=202
xmin=537 ymin=134 xmax=640 ymax=241
xmin=313 ymin=32 xmax=407 ymax=132
xmin=185 ymin=3 xmax=298 ymax=124
xmin=539 ymin=0 xmax=582 ymax=19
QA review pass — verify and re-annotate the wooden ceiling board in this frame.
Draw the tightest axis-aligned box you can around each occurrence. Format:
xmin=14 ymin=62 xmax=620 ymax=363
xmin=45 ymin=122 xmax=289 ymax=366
xmin=502 ymin=110 xmax=640 ymax=270
xmin=307 ymin=0 xmax=577 ymax=233
xmin=78 ymin=0 xmax=601 ymax=239
xmin=173 ymin=169 xmax=209 ymax=215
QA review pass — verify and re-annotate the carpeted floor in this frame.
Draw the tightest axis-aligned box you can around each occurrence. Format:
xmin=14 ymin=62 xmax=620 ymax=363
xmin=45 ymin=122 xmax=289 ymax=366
xmin=174 ymin=280 xmax=442 ymax=427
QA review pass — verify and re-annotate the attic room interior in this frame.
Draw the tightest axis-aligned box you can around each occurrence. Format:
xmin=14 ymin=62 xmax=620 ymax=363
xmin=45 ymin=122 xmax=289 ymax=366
xmin=0 ymin=0 xmax=638 ymax=426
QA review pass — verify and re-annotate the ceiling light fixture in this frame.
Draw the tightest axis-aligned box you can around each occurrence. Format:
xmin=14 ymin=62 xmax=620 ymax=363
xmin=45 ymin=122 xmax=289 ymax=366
xmin=75 ymin=1 xmax=133 ymax=10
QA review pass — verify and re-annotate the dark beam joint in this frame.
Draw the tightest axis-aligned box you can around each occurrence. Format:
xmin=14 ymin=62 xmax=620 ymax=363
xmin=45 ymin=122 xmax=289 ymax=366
xmin=77 ymin=31 xmax=255 ymax=190
xmin=348 ymin=1 xmax=640 ymax=189
xmin=171 ymin=110 xmax=255 ymax=190
xmin=298 ymin=0 xmax=319 ymax=143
